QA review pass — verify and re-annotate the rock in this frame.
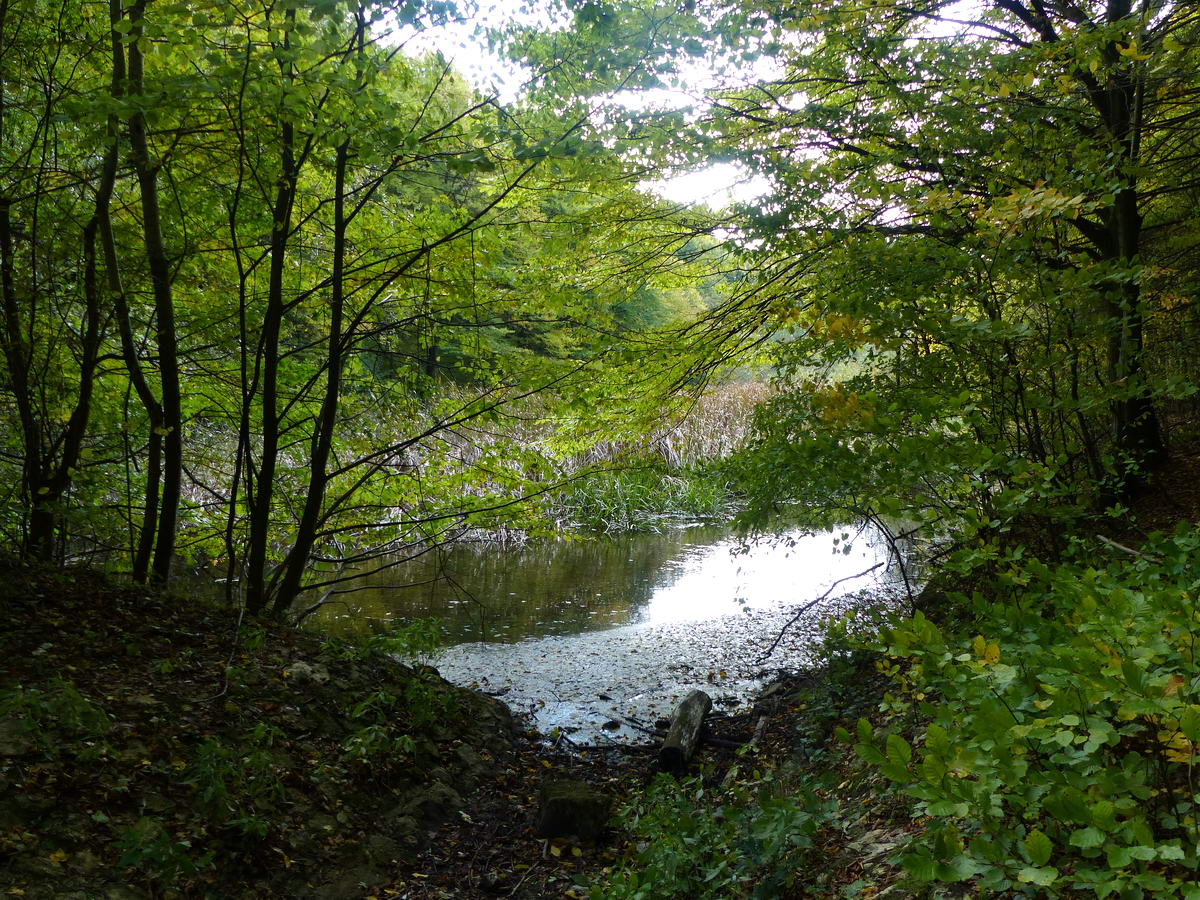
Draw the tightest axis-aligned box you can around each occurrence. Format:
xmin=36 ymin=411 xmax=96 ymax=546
xmin=480 ymin=871 xmax=510 ymax=893
xmin=453 ymin=744 xmax=486 ymax=788
xmin=536 ymin=779 xmax=610 ymax=840
xmin=389 ymin=814 xmax=421 ymax=848
xmin=402 ymin=781 xmax=462 ymax=821
xmin=758 ymin=682 xmax=784 ymax=700
xmin=283 ymin=661 xmax=329 ymax=685
xmin=363 ymin=833 xmax=403 ymax=865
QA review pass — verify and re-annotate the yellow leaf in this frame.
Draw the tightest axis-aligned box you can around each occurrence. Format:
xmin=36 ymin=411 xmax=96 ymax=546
xmin=572 ymin=846 xmax=583 ymax=857
xmin=984 ymin=642 xmax=1001 ymax=665
xmin=550 ymin=843 xmax=562 ymax=857
xmin=1117 ymin=41 xmax=1153 ymax=61
xmin=999 ymin=83 xmax=1013 ymax=99
xmin=48 ymin=850 xmax=67 ymax=863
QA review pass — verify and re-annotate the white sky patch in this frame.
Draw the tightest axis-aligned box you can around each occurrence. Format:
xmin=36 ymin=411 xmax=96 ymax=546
xmin=380 ymin=3 xmax=782 ymax=208
xmin=916 ymin=0 xmax=991 ymax=38
xmin=645 ymin=162 xmax=772 ymax=209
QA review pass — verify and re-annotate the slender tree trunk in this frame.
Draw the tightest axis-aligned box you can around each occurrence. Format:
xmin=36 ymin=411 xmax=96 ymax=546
xmin=0 ymin=5 xmax=47 ymax=558
xmin=1099 ymin=0 xmax=1163 ymax=482
xmin=245 ymin=7 xmax=298 ymax=614
xmin=100 ymin=0 xmax=161 ymax=582
xmin=127 ymin=0 xmax=182 ymax=583
xmin=272 ymin=136 xmax=351 ymax=616
xmin=0 ymin=198 xmax=46 ymax=558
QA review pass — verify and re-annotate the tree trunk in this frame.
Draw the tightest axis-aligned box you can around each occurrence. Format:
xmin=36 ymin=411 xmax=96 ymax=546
xmin=127 ymin=0 xmax=182 ymax=584
xmin=245 ymin=6 xmax=299 ymax=614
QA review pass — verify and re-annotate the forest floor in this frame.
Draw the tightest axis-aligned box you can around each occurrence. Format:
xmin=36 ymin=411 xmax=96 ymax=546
xmin=0 ymin=565 xmax=907 ymax=899
xmin=3 ymin=440 xmax=1199 ymax=898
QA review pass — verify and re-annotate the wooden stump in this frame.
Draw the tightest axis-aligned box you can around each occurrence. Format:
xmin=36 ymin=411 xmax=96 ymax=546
xmin=659 ymin=689 xmax=712 ymax=774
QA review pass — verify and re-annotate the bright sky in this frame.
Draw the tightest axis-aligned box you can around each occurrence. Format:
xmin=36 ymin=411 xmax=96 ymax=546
xmin=389 ymin=1 xmax=770 ymax=209
xmin=391 ymin=0 xmax=988 ymax=209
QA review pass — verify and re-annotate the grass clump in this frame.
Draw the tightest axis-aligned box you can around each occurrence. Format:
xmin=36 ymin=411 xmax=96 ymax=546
xmin=558 ymin=465 xmax=739 ymax=533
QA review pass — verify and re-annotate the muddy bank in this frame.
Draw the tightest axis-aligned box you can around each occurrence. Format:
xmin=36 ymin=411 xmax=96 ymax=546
xmin=432 ymin=586 xmax=902 ymax=744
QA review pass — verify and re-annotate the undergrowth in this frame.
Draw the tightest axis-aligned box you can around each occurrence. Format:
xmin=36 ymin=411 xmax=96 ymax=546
xmin=850 ymin=523 xmax=1200 ymax=897
xmin=591 ymin=524 xmax=1200 ymax=898
xmin=590 ymin=768 xmax=835 ymax=899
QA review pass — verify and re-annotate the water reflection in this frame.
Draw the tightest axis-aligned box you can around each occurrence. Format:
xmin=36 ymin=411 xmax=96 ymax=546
xmin=308 ymin=525 xmax=895 ymax=644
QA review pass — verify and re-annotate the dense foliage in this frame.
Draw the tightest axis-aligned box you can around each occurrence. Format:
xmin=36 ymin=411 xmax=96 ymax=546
xmin=0 ymin=0 xmax=730 ymax=614
xmin=5 ymin=0 xmax=1200 ymax=894
xmin=858 ymin=527 xmax=1200 ymax=896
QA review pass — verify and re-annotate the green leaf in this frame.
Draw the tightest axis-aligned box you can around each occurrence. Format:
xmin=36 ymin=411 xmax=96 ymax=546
xmin=1046 ymin=787 xmax=1092 ymax=823
xmin=1121 ymin=658 xmax=1145 ymax=692
xmin=855 ymin=743 xmax=886 ymax=767
xmin=939 ymin=854 xmax=981 ymax=882
xmin=901 ymin=852 xmax=938 ymax=881
xmin=1024 ymin=829 xmax=1052 ymax=867
xmin=925 ymin=723 xmax=950 ymax=754
xmin=1179 ymin=705 xmax=1200 ymax=742
xmin=1106 ymin=846 xmax=1134 ymax=868
xmin=1017 ymin=866 xmax=1058 ymax=886
xmin=886 ymin=733 xmax=912 ymax=766
xmin=1069 ymin=827 xmax=1105 ymax=849
xmin=856 ymin=717 xmax=873 ymax=744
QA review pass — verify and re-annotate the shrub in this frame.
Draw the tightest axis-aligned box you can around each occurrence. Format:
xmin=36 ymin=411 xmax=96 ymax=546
xmin=591 ymin=769 xmax=833 ymax=899
xmin=854 ymin=525 xmax=1200 ymax=897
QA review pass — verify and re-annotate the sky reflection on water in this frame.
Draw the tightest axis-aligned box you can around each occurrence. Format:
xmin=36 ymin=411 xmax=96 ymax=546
xmin=310 ymin=525 xmax=906 ymax=743
xmin=312 ymin=524 xmax=892 ymax=643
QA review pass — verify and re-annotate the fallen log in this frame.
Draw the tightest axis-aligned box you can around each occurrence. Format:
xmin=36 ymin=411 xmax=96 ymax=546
xmin=659 ymin=689 xmax=713 ymax=774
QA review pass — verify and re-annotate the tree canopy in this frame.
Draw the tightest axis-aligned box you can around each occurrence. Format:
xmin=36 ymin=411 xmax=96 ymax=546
xmin=1 ymin=0 xmax=1198 ymax=607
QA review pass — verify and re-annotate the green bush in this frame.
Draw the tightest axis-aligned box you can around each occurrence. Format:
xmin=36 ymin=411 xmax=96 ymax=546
xmin=590 ymin=769 xmax=833 ymax=899
xmin=183 ymin=725 xmax=286 ymax=838
xmin=115 ymin=817 xmax=214 ymax=884
xmin=323 ymin=617 xmax=442 ymax=662
xmin=853 ymin=525 xmax=1200 ymax=897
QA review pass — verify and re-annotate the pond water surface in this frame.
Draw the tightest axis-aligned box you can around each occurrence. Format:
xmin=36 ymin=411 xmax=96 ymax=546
xmin=309 ymin=525 xmax=908 ymax=743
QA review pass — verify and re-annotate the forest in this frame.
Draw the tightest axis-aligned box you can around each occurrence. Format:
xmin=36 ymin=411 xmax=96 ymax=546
xmin=3 ymin=0 xmax=1200 ymax=896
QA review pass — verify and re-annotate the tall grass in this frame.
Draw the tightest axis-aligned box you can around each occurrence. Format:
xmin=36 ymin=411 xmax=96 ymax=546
xmin=555 ymin=466 xmax=739 ymax=533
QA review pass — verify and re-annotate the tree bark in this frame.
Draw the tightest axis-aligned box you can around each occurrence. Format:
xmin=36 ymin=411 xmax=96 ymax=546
xmin=126 ymin=0 xmax=182 ymax=584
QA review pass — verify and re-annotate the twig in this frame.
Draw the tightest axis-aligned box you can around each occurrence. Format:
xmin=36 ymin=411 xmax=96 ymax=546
xmin=1097 ymin=534 xmax=1159 ymax=561
xmin=507 ymin=861 xmax=538 ymax=896
xmin=293 ymin=565 xmax=348 ymax=623
xmin=203 ymin=600 xmax=246 ymax=703
xmin=754 ymin=561 xmax=884 ymax=665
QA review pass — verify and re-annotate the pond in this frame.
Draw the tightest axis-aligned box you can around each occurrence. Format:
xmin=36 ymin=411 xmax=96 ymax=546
xmin=309 ymin=524 xmax=910 ymax=744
